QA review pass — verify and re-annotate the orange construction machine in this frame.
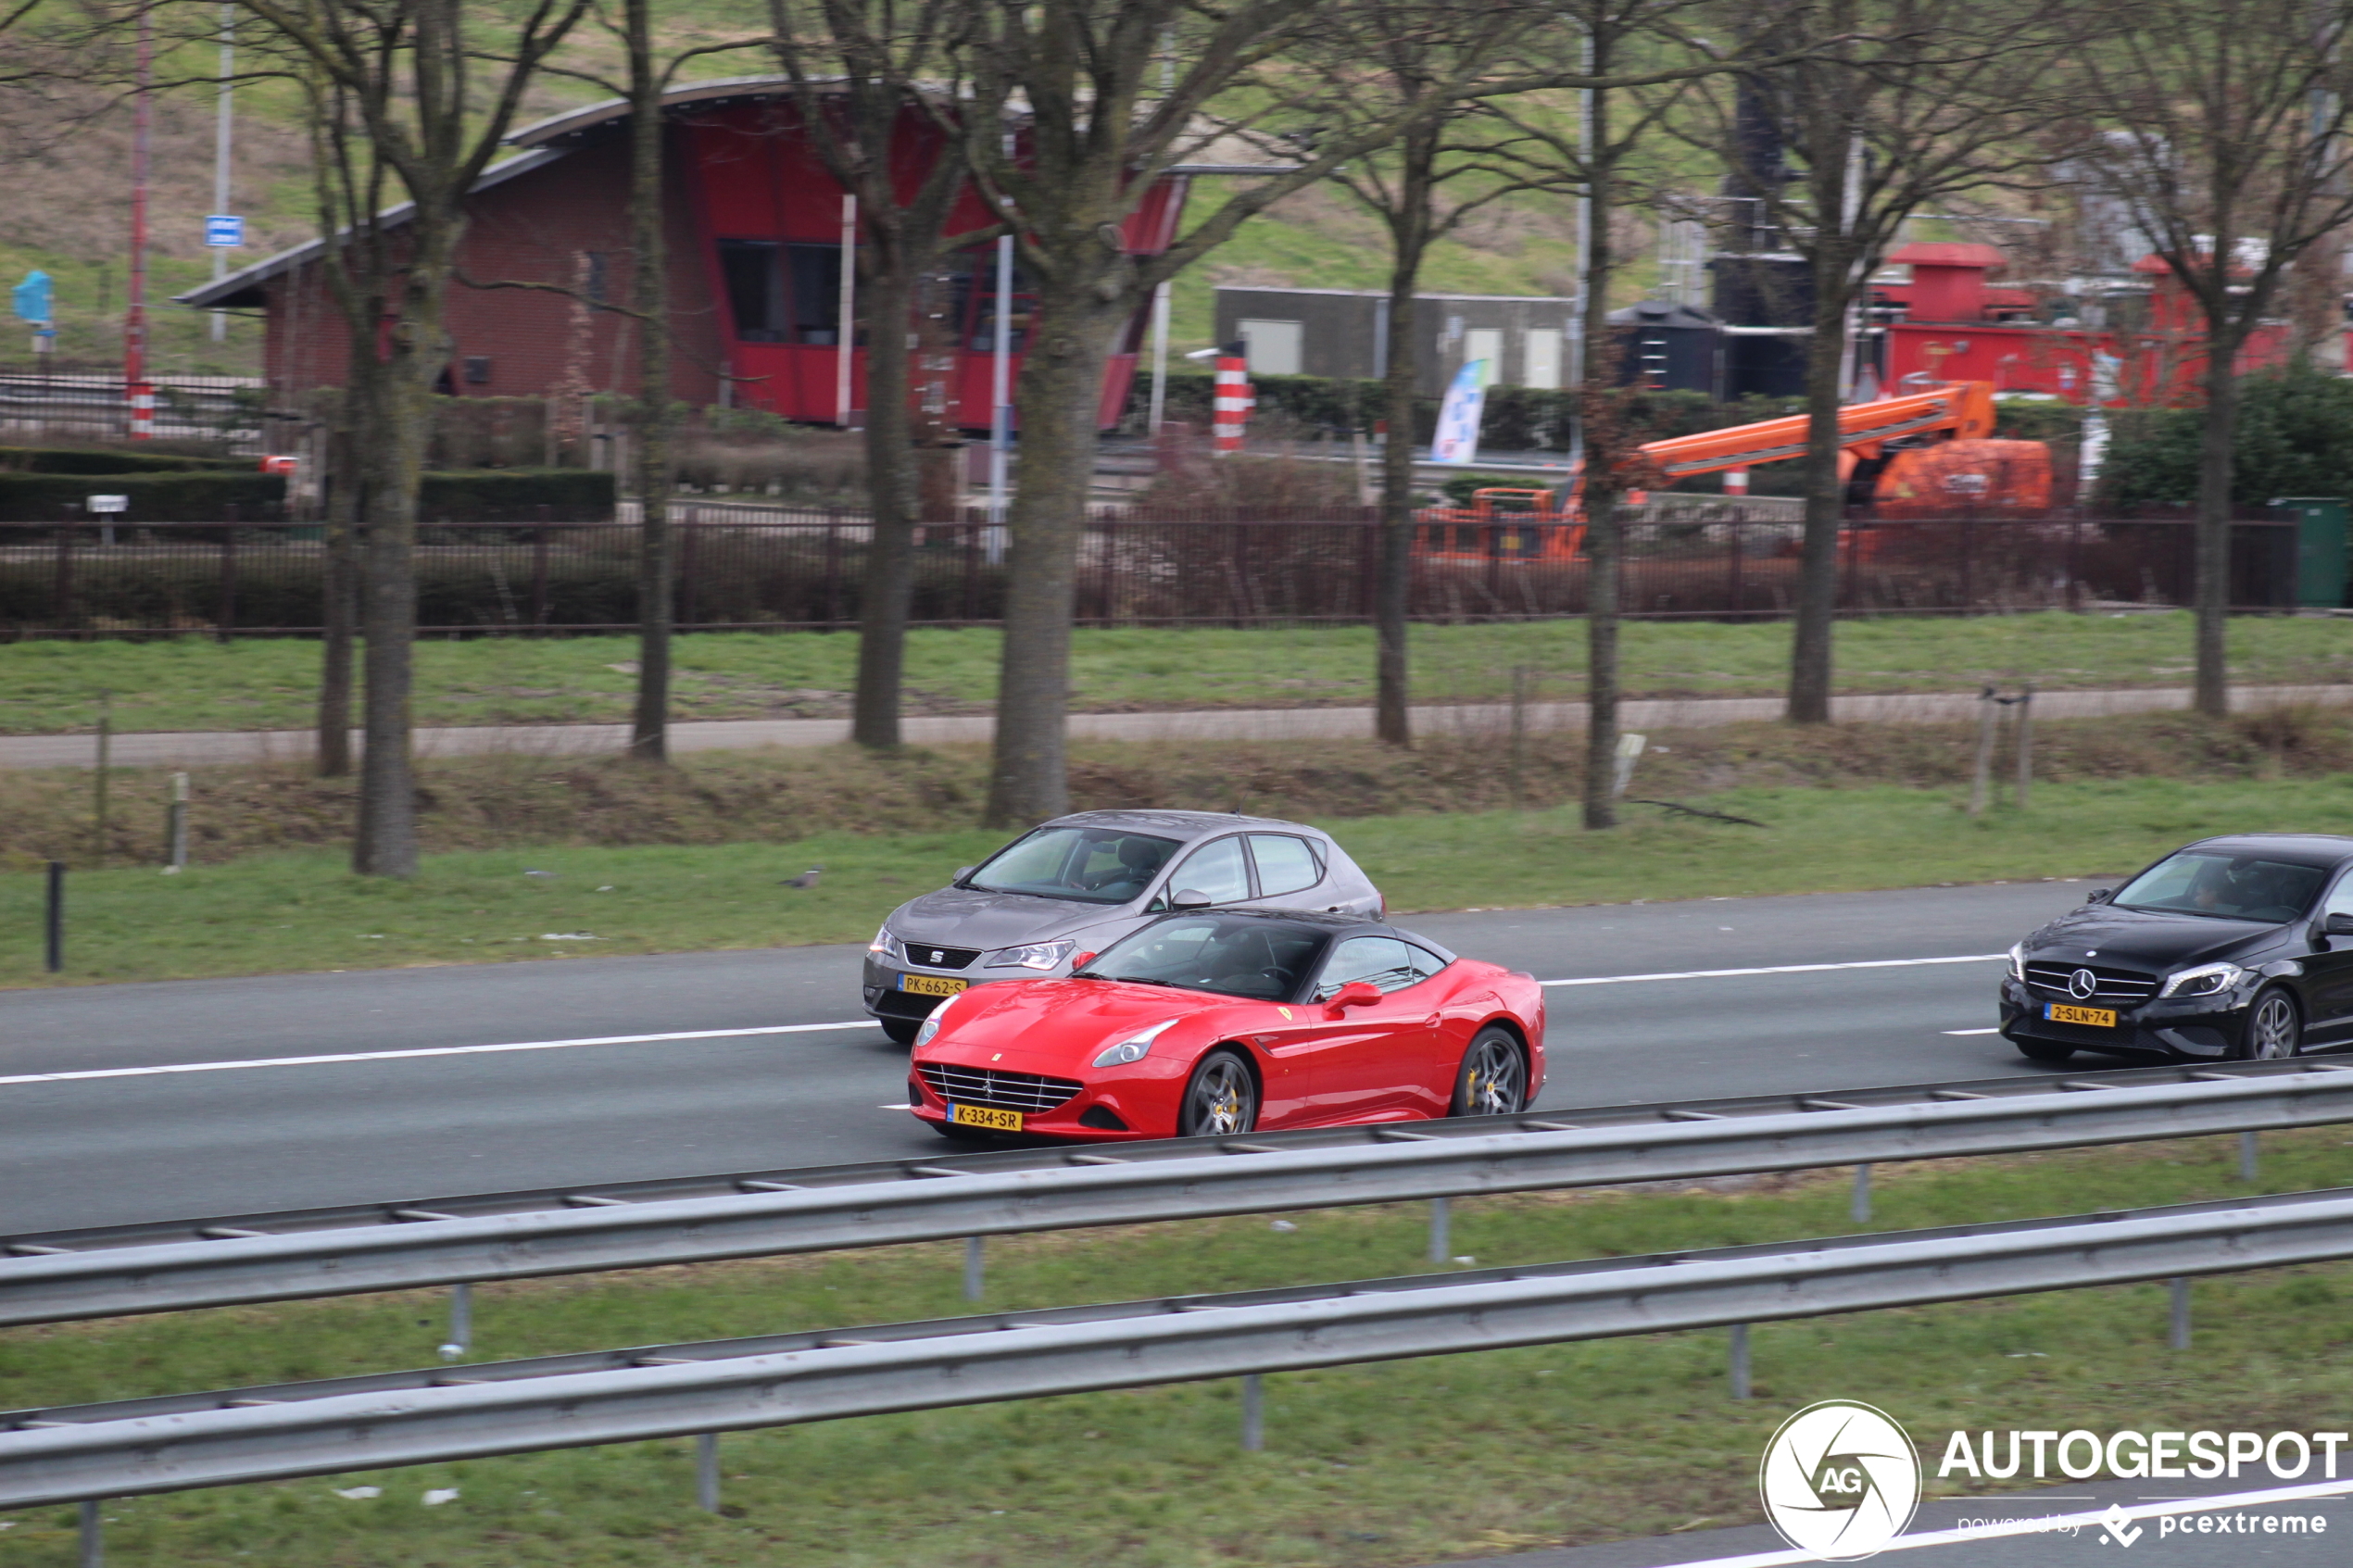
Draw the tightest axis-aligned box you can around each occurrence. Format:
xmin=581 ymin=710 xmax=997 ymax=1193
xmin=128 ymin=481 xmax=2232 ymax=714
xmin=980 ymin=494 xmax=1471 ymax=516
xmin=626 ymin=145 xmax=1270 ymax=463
xmin=1414 ymin=381 xmax=2050 ymax=560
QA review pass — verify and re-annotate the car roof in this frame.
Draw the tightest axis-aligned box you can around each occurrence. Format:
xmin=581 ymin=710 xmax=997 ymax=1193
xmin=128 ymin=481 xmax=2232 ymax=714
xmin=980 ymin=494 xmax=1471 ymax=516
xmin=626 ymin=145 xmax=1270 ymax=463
xmin=2179 ymin=834 xmax=2353 ymax=866
xmin=1041 ymin=809 xmax=1332 ymax=844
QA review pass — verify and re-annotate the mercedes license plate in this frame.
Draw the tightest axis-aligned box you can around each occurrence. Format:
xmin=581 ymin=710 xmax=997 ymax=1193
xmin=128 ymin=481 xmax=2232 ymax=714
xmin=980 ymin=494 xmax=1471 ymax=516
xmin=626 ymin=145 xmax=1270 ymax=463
xmin=2045 ymin=1002 xmax=2117 ymax=1028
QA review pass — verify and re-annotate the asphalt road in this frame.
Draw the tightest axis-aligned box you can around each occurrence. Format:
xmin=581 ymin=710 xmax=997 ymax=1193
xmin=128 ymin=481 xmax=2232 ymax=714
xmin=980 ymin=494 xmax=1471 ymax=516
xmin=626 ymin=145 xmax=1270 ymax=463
xmin=1 ymin=879 xmax=2105 ymax=1234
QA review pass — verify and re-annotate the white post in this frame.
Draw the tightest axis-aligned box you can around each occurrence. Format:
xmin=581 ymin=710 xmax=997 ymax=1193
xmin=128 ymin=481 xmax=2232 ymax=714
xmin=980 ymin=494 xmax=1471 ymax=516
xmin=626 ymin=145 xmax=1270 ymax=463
xmin=1239 ymin=1373 xmax=1265 ymax=1450
xmin=1146 ymin=279 xmax=1171 ymax=435
xmin=211 ymin=6 xmax=233 ymax=343
xmin=835 ymin=194 xmax=857 ymax=426
xmin=1851 ymin=1163 xmax=1872 ymax=1223
xmin=1729 ymin=1323 xmax=1752 ymax=1400
xmin=695 ymin=1432 xmax=721 ymax=1512
xmin=989 ymin=234 xmax=1013 ymax=522
xmin=1427 ymin=1196 xmax=1451 ymax=1262
xmin=963 ymin=1234 xmax=985 ymax=1300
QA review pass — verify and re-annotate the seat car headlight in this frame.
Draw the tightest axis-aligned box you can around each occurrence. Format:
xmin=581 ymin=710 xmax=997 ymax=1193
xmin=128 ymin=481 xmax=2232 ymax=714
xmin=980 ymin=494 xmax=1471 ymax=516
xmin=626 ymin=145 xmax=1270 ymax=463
xmin=868 ymin=925 xmax=899 ymax=964
xmin=2160 ymin=962 xmax=2247 ymax=999
xmin=988 ymin=939 xmax=1076 ymax=972
xmin=1093 ymin=1018 xmax=1180 ymax=1068
xmin=2007 ymin=943 xmax=2025 ymax=982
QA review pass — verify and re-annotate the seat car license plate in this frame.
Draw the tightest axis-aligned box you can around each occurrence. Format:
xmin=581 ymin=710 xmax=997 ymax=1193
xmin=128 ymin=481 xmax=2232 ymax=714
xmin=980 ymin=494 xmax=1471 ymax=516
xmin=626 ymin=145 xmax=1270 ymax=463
xmin=2045 ymin=1003 xmax=2118 ymax=1028
xmin=949 ymin=1103 xmax=1022 ymax=1132
xmin=900 ymin=974 xmax=968 ymax=997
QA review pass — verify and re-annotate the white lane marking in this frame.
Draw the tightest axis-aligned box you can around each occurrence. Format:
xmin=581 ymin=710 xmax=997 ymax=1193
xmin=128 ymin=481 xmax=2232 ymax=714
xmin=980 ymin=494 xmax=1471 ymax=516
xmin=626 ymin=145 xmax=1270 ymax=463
xmin=1667 ymin=1477 xmax=2353 ymax=1566
xmin=1541 ymin=954 xmax=2006 ymax=987
xmin=1944 ymin=1026 xmax=2002 ymax=1035
xmin=0 ymin=1021 xmax=881 ymax=1087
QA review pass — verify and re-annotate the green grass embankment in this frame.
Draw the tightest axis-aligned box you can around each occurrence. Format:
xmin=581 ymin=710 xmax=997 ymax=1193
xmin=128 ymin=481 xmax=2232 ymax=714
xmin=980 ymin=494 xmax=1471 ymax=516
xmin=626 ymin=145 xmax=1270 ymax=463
xmin=6 ymin=1135 xmax=2353 ymax=1566
xmin=4 ymin=613 xmax=2350 ymax=735
xmin=9 ymin=774 xmax=2353 ymax=987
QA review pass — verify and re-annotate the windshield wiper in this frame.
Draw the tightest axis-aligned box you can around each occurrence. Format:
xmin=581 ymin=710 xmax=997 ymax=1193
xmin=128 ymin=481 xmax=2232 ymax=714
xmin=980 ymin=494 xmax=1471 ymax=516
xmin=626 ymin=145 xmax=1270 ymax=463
xmin=1092 ymin=973 xmax=1177 ymax=987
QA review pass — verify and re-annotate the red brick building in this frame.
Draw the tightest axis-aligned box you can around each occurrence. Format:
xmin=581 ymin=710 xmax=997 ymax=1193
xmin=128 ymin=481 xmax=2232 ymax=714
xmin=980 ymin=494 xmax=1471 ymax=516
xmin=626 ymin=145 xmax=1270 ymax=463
xmin=183 ymin=79 xmax=1189 ymax=430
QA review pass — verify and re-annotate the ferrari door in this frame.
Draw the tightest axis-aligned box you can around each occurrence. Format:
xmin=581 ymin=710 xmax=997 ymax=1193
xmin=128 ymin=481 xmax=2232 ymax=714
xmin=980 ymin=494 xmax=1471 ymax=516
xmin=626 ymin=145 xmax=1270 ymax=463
xmin=1292 ymin=935 xmax=1444 ymax=1121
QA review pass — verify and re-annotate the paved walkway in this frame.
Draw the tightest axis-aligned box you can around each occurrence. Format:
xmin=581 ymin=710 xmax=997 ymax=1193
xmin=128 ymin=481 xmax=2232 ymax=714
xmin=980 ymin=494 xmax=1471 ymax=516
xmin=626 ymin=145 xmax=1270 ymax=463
xmin=4 ymin=684 xmax=2347 ymax=770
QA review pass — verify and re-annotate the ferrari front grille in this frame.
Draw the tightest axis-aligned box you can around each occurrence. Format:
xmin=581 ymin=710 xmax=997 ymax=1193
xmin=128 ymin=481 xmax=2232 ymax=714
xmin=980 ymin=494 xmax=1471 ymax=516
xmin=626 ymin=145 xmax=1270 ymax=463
xmin=917 ymin=1063 xmax=1084 ymax=1113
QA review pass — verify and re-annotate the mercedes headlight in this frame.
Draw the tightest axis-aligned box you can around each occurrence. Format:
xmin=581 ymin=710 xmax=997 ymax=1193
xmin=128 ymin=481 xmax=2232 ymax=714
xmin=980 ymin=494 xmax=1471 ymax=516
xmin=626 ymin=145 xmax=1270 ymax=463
xmin=2160 ymin=962 xmax=2246 ymax=999
xmin=2007 ymin=943 xmax=2025 ymax=982
xmin=988 ymin=939 xmax=1076 ymax=972
xmin=868 ymin=925 xmax=900 ymax=963
xmin=1093 ymin=1018 xmax=1180 ymax=1068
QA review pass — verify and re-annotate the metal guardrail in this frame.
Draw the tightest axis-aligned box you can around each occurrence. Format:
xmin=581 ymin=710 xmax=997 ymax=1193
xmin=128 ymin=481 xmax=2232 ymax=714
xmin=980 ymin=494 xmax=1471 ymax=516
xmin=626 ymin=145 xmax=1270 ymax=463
xmin=6 ymin=1060 xmax=2351 ymax=1327
xmin=7 ymin=1185 xmax=2353 ymax=1508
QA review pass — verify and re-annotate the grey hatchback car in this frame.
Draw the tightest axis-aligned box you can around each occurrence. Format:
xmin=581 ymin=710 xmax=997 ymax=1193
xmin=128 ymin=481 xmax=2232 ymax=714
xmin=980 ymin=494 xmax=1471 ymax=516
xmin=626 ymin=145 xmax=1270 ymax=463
xmin=862 ymin=809 xmax=1385 ymax=1042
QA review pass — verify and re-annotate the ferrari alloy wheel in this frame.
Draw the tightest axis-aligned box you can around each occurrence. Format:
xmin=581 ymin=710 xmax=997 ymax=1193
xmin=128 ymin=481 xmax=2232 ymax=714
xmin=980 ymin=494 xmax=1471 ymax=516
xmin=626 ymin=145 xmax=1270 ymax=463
xmin=1179 ymin=1050 xmax=1258 ymax=1137
xmin=2240 ymin=988 xmax=2301 ymax=1060
xmin=1451 ymin=1028 xmax=1526 ymax=1117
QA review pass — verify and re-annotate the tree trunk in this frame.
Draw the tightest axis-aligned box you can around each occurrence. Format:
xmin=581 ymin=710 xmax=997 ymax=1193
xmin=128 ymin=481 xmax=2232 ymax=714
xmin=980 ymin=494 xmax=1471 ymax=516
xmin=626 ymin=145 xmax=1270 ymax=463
xmin=854 ymin=264 xmax=922 ymax=750
xmin=2193 ymin=334 xmax=2241 ymax=718
xmin=1579 ymin=63 xmax=1619 ymax=829
xmin=983 ymin=295 xmax=1126 ymax=827
xmin=626 ymin=36 xmax=676 ymax=763
xmin=1785 ymin=250 xmax=1850 ymax=725
xmin=316 ymin=406 xmax=359 ymax=777
xmin=352 ymin=354 xmax=422 ymax=876
xmin=1375 ymin=127 xmax=1436 ymax=750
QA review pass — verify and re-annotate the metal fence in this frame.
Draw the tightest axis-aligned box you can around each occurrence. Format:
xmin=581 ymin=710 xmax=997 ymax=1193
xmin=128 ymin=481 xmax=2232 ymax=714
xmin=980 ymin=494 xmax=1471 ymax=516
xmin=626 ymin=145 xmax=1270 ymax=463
xmin=7 ymin=1185 xmax=2353 ymax=1510
xmin=6 ymin=1057 xmax=2346 ymax=1329
xmin=0 ymin=371 xmax=271 ymax=446
xmin=0 ymin=508 xmax=2302 ymax=640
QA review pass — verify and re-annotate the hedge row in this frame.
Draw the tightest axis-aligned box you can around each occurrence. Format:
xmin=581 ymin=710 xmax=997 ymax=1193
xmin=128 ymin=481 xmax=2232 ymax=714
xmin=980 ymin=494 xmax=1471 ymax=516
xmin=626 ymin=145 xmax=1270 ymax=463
xmin=0 ymin=446 xmax=253 ymax=475
xmin=0 ymin=467 xmax=616 ymax=522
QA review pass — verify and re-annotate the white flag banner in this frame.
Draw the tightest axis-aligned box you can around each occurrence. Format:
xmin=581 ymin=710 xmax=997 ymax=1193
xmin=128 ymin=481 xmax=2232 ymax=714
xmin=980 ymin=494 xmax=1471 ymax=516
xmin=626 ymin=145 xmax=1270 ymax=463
xmin=1429 ymin=359 xmax=1490 ymax=464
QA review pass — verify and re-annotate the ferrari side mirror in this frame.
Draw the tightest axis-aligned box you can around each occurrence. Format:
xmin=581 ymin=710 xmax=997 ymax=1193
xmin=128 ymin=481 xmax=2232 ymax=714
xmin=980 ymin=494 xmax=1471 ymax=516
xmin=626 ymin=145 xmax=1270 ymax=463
xmin=1171 ymin=888 xmax=1213 ymax=910
xmin=1328 ymin=981 xmax=1382 ymax=1010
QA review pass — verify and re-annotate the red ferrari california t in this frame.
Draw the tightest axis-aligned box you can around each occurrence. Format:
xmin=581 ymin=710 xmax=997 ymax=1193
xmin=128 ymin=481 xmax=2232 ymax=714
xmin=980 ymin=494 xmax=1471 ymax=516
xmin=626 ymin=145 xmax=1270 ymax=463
xmin=906 ymin=909 xmax=1545 ymax=1141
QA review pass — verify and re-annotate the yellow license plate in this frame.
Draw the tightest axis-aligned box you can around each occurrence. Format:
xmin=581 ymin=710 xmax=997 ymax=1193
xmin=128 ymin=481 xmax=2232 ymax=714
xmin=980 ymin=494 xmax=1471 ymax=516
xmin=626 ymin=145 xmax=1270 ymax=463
xmin=2045 ymin=1003 xmax=2118 ymax=1028
xmin=900 ymin=974 xmax=968 ymax=997
xmin=949 ymin=1103 xmax=1022 ymax=1132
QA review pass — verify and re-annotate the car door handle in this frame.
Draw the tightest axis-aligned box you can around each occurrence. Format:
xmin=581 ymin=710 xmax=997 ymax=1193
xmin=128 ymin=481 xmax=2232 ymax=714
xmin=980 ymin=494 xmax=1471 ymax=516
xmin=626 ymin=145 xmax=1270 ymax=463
xmin=1424 ymin=1016 xmax=1441 ymax=1028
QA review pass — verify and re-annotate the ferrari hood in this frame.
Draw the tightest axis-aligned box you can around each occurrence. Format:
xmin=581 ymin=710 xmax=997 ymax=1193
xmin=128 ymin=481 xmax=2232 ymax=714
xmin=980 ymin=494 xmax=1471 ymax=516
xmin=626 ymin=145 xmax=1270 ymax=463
xmin=924 ymin=978 xmax=1244 ymax=1059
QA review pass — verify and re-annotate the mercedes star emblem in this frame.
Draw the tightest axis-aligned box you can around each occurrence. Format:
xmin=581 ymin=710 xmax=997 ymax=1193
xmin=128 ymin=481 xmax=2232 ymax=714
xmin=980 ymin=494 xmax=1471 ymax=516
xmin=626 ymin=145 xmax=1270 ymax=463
xmin=2070 ymin=968 xmax=2098 ymax=1000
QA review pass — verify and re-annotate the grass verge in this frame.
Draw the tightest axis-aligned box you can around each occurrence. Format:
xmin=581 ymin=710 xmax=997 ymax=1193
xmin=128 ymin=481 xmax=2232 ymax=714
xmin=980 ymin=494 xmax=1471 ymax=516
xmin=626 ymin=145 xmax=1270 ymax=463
xmin=6 ymin=1133 xmax=2353 ymax=1566
xmin=8 ymin=773 xmax=2353 ymax=988
xmin=5 ymin=612 xmax=2351 ymax=735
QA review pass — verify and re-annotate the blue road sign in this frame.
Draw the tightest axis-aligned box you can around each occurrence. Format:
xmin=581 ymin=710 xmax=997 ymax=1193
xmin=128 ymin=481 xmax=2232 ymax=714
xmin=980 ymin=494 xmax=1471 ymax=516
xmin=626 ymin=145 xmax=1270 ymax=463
xmin=205 ymin=215 xmax=245 ymax=248
xmin=12 ymin=270 xmax=51 ymax=324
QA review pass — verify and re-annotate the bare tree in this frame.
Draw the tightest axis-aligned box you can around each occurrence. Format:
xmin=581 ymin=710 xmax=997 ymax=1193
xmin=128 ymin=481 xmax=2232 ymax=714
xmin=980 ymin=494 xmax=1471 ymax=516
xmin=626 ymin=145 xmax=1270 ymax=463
xmin=773 ymin=0 xmax=981 ymax=752
xmin=240 ymin=0 xmax=592 ymax=873
xmin=1680 ymin=0 xmax=2066 ymax=723
xmin=2064 ymin=0 xmax=2353 ymax=716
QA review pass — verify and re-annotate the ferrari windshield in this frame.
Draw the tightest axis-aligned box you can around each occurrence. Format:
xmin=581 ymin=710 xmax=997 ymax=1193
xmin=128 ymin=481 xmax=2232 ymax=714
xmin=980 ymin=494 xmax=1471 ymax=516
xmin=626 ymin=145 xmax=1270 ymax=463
xmin=965 ymin=826 xmax=1181 ymax=905
xmin=1079 ymin=915 xmax=1330 ymax=1000
xmin=2113 ymin=851 xmax=2329 ymax=923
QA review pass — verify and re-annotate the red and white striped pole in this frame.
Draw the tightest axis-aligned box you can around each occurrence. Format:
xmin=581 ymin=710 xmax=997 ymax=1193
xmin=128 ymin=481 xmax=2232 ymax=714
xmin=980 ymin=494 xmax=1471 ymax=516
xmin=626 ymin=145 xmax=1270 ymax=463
xmin=1723 ymin=468 xmax=1749 ymax=496
xmin=1212 ymin=344 xmax=1251 ymax=457
xmin=126 ymin=6 xmax=153 ymax=439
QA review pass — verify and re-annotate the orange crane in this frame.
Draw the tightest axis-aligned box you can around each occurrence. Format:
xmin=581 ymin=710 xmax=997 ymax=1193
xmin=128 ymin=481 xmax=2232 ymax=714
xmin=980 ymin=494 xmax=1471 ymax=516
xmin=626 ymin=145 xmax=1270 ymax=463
xmin=1415 ymin=381 xmax=2050 ymax=560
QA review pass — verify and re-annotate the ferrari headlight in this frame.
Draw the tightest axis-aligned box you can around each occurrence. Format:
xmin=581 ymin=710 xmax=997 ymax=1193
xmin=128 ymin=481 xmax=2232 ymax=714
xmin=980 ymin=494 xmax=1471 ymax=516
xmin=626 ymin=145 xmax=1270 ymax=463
xmin=2007 ymin=943 xmax=2025 ymax=982
xmin=2161 ymin=962 xmax=2246 ymax=999
xmin=913 ymin=998 xmax=958 ymax=1049
xmin=1093 ymin=1018 xmax=1179 ymax=1068
xmin=868 ymin=925 xmax=899 ymax=963
xmin=988 ymin=939 xmax=1076 ymax=972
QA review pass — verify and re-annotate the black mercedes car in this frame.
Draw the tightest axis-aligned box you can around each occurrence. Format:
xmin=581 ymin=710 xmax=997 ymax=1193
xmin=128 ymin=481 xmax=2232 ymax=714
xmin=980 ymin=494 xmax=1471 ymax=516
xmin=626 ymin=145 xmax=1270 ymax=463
xmin=2001 ymin=834 xmax=2353 ymax=1064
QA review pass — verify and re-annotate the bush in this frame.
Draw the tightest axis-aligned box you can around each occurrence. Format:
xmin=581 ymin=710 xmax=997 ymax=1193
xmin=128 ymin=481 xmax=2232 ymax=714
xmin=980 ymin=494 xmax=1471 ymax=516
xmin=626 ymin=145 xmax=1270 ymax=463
xmin=0 ymin=470 xmax=284 ymax=521
xmin=2101 ymin=366 xmax=2353 ymax=509
xmin=415 ymin=469 xmax=616 ymax=521
xmin=0 ymin=445 xmax=251 ymax=475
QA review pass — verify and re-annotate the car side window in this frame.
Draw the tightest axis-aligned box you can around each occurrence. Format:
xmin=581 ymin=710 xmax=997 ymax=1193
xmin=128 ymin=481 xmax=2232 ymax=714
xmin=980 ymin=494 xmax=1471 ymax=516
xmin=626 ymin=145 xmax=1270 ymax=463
xmin=1248 ymin=834 xmax=1323 ymax=897
xmin=1403 ymin=943 xmax=1449 ymax=982
xmin=1169 ymin=836 xmax=1251 ymax=905
xmin=2323 ymin=872 xmax=2353 ymax=921
xmin=1314 ymin=935 xmax=1419 ymax=999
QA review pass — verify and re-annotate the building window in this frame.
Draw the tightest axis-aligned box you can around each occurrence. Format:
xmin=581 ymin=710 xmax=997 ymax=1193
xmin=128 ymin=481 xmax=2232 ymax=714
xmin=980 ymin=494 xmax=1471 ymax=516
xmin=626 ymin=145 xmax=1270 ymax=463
xmin=1239 ymin=320 xmax=1302 ymax=376
xmin=584 ymin=252 xmax=610 ymax=305
xmin=1464 ymin=327 xmax=1504 ymax=386
xmin=1524 ymin=329 xmax=1562 ymax=390
xmin=718 ymin=239 xmax=785 ymax=343
xmin=954 ymin=244 xmax=1036 ymax=352
xmin=786 ymin=243 xmax=845 ymax=345
xmin=462 ymin=355 xmax=492 ymax=385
